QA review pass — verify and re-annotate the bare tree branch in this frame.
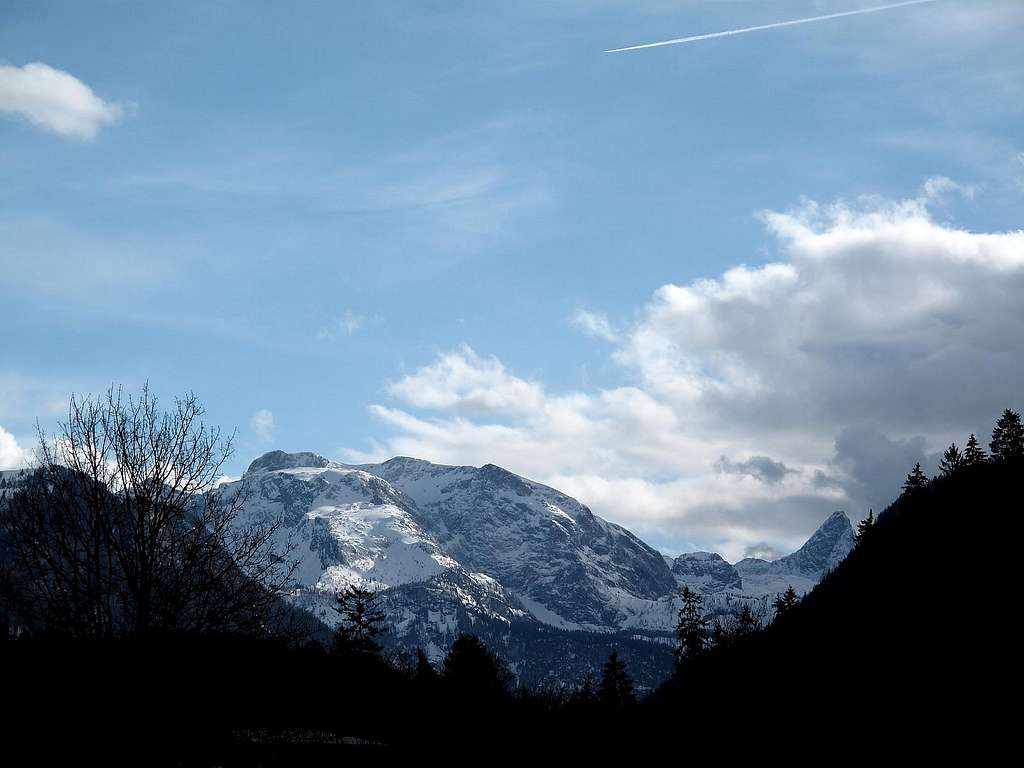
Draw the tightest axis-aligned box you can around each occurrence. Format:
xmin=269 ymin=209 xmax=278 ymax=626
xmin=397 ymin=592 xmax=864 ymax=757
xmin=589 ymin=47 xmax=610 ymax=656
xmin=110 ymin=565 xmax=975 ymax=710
xmin=0 ymin=385 xmax=299 ymax=639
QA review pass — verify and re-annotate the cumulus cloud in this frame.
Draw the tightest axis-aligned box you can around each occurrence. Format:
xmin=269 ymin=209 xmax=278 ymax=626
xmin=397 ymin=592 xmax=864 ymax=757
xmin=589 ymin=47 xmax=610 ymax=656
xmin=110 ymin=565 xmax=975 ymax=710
xmin=387 ymin=346 xmax=545 ymax=414
xmin=250 ymin=409 xmax=276 ymax=443
xmin=0 ymin=425 xmax=31 ymax=470
xmin=571 ymin=309 xmax=618 ymax=342
xmin=0 ymin=62 xmax=124 ymax=140
xmin=353 ymin=185 xmax=1024 ymax=558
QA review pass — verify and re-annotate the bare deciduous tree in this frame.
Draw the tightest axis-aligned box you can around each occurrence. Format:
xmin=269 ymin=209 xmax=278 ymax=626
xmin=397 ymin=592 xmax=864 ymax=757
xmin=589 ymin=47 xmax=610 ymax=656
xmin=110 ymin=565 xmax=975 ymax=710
xmin=0 ymin=385 xmax=297 ymax=638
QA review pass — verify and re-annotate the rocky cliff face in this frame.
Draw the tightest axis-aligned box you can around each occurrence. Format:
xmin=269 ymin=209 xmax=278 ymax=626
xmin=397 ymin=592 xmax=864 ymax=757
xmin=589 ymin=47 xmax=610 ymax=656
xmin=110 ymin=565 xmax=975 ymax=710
xmin=670 ymin=552 xmax=744 ymax=593
xmin=357 ymin=456 xmax=677 ymax=630
xmin=733 ymin=510 xmax=854 ymax=597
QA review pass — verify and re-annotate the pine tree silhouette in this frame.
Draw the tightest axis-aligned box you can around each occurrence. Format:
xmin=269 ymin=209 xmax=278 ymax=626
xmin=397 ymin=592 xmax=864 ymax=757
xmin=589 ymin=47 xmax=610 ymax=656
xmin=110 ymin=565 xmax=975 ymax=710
xmin=598 ymin=650 xmax=635 ymax=708
xmin=331 ymin=584 xmax=387 ymax=658
xmin=674 ymin=585 xmax=708 ymax=666
xmin=733 ymin=604 xmax=761 ymax=638
xmin=854 ymin=510 xmax=874 ymax=547
xmin=990 ymin=409 xmax=1024 ymax=462
xmin=902 ymin=463 xmax=928 ymax=495
xmin=963 ymin=434 xmax=987 ymax=466
xmin=939 ymin=443 xmax=963 ymax=476
xmin=442 ymin=634 xmax=513 ymax=699
xmin=772 ymin=585 xmax=800 ymax=619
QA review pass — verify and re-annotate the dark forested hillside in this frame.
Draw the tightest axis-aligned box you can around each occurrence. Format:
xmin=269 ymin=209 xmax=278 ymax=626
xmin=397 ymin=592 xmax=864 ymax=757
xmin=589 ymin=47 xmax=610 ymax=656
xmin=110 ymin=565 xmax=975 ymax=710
xmin=646 ymin=456 xmax=1021 ymax=742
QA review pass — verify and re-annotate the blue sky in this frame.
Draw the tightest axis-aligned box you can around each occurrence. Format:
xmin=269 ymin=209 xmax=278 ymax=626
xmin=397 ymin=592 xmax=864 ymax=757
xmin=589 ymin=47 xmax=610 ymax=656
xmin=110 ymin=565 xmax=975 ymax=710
xmin=2 ymin=1 xmax=1023 ymax=558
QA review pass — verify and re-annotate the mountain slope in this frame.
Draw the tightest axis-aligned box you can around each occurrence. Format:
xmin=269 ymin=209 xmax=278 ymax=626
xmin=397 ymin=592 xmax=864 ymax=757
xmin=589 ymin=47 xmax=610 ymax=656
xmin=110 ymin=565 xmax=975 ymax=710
xmin=354 ymin=456 xmax=677 ymax=630
xmin=224 ymin=451 xmax=853 ymax=687
xmin=732 ymin=510 xmax=854 ymax=596
xmin=224 ymin=454 xmax=527 ymax=637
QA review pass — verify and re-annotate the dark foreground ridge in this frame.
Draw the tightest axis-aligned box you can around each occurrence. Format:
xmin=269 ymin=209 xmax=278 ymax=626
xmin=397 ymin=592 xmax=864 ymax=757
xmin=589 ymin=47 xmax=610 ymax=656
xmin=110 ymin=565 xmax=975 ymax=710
xmin=645 ymin=454 xmax=1020 ymax=744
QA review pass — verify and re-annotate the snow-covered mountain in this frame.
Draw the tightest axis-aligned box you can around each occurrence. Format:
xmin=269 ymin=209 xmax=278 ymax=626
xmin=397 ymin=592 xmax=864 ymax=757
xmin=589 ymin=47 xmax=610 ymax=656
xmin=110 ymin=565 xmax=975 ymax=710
xmin=732 ymin=511 xmax=854 ymax=597
xmin=223 ymin=452 xmax=527 ymax=636
xmin=669 ymin=552 xmax=743 ymax=594
xmin=353 ymin=457 xmax=678 ymax=630
xmin=222 ymin=451 xmax=853 ymax=687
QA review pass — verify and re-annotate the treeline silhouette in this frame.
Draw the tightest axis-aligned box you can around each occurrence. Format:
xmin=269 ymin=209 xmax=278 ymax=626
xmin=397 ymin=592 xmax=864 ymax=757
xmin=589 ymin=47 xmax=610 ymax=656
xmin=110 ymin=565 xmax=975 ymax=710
xmin=2 ymin=393 xmax=1021 ymax=759
xmin=644 ymin=408 xmax=1023 ymax=747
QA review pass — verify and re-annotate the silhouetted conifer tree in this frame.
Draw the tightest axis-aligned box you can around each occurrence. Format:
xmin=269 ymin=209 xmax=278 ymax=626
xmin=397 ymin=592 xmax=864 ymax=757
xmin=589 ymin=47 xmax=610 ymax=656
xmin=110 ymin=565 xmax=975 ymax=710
xmin=772 ymin=585 xmax=800 ymax=619
xmin=733 ymin=604 xmax=761 ymax=638
xmin=598 ymin=650 xmax=634 ymax=708
xmin=331 ymin=584 xmax=386 ymax=658
xmin=963 ymin=433 xmax=987 ymax=466
xmin=902 ymin=463 xmax=928 ymax=495
xmin=674 ymin=585 xmax=708 ymax=666
xmin=990 ymin=409 xmax=1024 ymax=462
xmin=442 ymin=634 xmax=513 ymax=699
xmin=854 ymin=510 xmax=874 ymax=547
xmin=939 ymin=443 xmax=963 ymax=476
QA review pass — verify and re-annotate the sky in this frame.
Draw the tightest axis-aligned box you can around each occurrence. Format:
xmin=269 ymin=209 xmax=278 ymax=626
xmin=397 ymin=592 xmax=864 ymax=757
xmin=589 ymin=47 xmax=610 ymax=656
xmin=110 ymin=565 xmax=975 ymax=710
xmin=1 ymin=0 xmax=1023 ymax=561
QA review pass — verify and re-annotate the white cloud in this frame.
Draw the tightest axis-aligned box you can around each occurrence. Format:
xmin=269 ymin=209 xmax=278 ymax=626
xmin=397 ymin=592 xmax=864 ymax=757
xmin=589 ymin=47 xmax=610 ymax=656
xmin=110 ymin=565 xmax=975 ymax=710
xmin=571 ymin=309 xmax=618 ymax=342
xmin=317 ymin=310 xmax=367 ymax=340
xmin=922 ymin=175 xmax=975 ymax=201
xmin=387 ymin=346 xmax=545 ymax=414
xmin=250 ymin=409 xmax=276 ymax=443
xmin=0 ymin=62 xmax=124 ymax=140
xmin=354 ymin=184 xmax=1024 ymax=557
xmin=0 ymin=425 xmax=31 ymax=470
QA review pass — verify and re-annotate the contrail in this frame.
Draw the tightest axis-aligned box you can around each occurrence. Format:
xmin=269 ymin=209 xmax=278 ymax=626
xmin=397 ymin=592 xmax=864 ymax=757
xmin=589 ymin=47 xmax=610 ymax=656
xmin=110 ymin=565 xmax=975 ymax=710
xmin=605 ymin=0 xmax=941 ymax=53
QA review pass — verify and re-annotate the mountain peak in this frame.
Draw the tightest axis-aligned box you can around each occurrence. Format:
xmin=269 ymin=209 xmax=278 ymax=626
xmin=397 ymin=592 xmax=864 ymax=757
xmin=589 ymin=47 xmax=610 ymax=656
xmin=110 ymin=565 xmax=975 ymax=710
xmin=245 ymin=450 xmax=331 ymax=474
xmin=774 ymin=510 xmax=854 ymax=579
xmin=379 ymin=456 xmax=433 ymax=468
xmin=671 ymin=551 xmax=742 ymax=593
xmin=823 ymin=510 xmax=852 ymax=526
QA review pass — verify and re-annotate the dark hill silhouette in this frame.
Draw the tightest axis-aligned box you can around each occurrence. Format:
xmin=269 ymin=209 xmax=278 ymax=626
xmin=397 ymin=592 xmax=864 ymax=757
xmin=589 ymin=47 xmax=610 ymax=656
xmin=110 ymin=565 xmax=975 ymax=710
xmin=645 ymin=455 xmax=1020 ymax=747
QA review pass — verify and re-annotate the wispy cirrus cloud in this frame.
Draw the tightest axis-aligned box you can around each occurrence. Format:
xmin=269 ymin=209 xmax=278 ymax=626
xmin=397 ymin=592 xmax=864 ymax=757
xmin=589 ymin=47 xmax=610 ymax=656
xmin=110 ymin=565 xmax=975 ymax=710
xmin=100 ymin=115 xmax=555 ymax=259
xmin=317 ymin=310 xmax=368 ymax=341
xmin=250 ymin=409 xmax=276 ymax=443
xmin=922 ymin=175 xmax=975 ymax=201
xmin=327 ymin=118 xmax=556 ymax=256
xmin=0 ymin=62 xmax=124 ymax=140
xmin=571 ymin=309 xmax=619 ymax=342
